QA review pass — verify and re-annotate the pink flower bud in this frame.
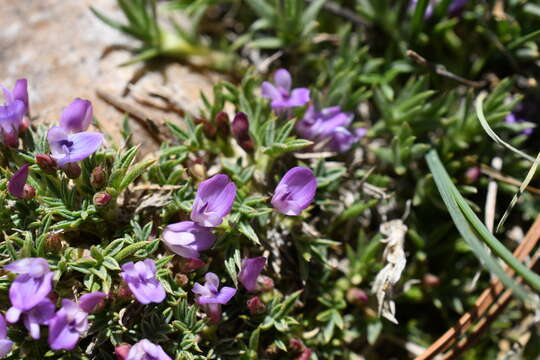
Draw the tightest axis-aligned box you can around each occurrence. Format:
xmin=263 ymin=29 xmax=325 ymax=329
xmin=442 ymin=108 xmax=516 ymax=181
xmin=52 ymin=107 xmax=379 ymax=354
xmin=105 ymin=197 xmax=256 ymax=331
xmin=115 ymin=344 xmax=131 ymax=360
xmin=93 ymin=192 xmax=112 ymax=207
xmin=346 ymin=288 xmax=368 ymax=305
xmin=257 ymin=275 xmax=274 ymax=292
xmin=36 ymin=154 xmax=57 ymax=174
xmin=247 ymin=296 xmax=266 ymax=315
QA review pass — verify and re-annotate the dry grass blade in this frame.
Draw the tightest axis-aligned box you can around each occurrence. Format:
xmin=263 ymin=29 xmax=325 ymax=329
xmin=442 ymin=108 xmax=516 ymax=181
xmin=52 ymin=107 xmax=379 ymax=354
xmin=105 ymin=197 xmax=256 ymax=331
xmin=415 ymin=215 xmax=540 ymax=360
xmin=480 ymin=165 xmax=540 ymax=196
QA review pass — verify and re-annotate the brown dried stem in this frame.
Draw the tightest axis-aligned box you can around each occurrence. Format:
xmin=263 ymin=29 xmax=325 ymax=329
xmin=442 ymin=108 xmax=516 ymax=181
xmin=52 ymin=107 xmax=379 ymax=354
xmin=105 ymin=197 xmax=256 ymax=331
xmin=416 ymin=215 xmax=540 ymax=360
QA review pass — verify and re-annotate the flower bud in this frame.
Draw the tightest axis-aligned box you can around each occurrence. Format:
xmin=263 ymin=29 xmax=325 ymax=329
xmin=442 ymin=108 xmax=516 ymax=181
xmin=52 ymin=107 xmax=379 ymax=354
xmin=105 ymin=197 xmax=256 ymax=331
xmin=174 ymin=273 xmax=189 ymax=287
xmin=189 ymin=163 xmax=206 ymax=180
xmin=36 ymin=154 xmax=57 ymax=174
xmin=178 ymin=257 xmax=205 ymax=273
xmin=215 ymin=111 xmax=230 ymax=139
xmin=232 ymin=112 xmax=254 ymax=152
xmin=93 ymin=192 xmax=112 ymax=207
xmin=247 ymin=296 xmax=266 ymax=315
xmin=90 ymin=166 xmax=107 ymax=189
xmin=194 ymin=117 xmax=217 ymax=140
xmin=257 ymin=275 xmax=274 ymax=292
xmin=422 ymin=273 xmax=440 ymax=288
xmin=45 ymin=232 xmax=64 ymax=253
xmin=21 ymin=185 xmax=36 ymax=200
xmin=465 ymin=167 xmax=481 ymax=184
xmin=20 ymin=117 xmax=30 ymax=133
xmin=63 ymin=162 xmax=81 ymax=179
xmin=115 ymin=283 xmax=132 ymax=300
xmin=289 ymin=338 xmax=305 ymax=353
xmin=346 ymin=288 xmax=368 ymax=306
xmin=298 ymin=348 xmax=313 ymax=360
xmin=232 ymin=112 xmax=249 ymax=137
xmin=115 ymin=344 xmax=131 ymax=360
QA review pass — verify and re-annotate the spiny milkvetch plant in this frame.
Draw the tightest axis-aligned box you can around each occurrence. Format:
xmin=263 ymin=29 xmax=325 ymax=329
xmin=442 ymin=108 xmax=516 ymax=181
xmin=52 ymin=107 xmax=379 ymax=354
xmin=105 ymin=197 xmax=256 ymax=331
xmin=4 ymin=0 xmax=540 ymax=358
xmin=0 ymin=64 xmax=369 ymax=359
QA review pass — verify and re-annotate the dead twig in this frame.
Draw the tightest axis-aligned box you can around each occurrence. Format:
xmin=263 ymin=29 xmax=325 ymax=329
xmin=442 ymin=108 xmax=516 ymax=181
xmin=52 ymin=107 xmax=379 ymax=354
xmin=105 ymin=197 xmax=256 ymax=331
xmin=407 ymin=50 xmax=487 ymax=88
xmin=96 ymin=89 xmax=167 ymax=145
xmin=480 ymin=164 xmax=540 ymax=196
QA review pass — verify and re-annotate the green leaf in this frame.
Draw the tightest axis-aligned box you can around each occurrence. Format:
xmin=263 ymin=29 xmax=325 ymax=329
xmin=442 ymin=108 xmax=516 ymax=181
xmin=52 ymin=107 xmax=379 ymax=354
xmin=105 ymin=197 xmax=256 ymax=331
xmin=426 ymin=150 xmax=532 ymax=300
xmin=238 ymin=221 xmax=261 ymax=245
xmin=114 ymin=241 xmax=153 ymax=262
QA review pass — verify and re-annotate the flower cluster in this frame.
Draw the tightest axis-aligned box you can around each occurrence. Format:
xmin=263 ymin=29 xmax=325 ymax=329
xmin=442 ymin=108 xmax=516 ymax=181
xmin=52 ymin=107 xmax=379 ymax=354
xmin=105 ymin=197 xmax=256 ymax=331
xmin=0 ymin=256 xmax=170 ymax=356
xmin=261 ymin=68 xmax=365 ymax=153
xmin=2 ymin=258 xmax=105 ymax=352
xmin=0 ymin=79 xmax=28 ymax=147
xmin=161 ymin=167 xmax=315 ymax=321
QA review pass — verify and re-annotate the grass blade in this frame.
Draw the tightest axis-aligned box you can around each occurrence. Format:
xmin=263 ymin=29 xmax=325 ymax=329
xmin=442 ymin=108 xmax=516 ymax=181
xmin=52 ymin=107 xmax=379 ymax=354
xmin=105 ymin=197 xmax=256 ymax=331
xmin=426 ymin=150 xmax=530 ymax=301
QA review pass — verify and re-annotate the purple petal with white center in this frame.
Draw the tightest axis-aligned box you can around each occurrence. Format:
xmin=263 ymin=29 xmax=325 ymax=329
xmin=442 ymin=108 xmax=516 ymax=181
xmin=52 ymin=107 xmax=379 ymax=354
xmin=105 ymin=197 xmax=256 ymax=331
xmin=162 ymin=221 xmax=215 ymax=259
xmin=238 ymin=257 xmax=266 ymax=292
xmin=79 ymin=291 xmax=106 ymax=313
xmin=60 ymin=98 xmax=93 ymax=133
xmin=271 ymin=167 xmax=317 ymax=216
xmin=52 ymin=132 xmax=103 ymax=167
xmin=191 ymin=174 xmax=237 ymax=227
xmin=274 ymin=69 xmax=292 ymax=93
xmin=8 ymin=164 xmax=30 ymax=199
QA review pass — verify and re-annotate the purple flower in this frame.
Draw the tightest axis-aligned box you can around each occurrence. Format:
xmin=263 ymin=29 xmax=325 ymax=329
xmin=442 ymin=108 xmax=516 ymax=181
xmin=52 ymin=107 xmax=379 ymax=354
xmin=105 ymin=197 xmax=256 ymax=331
xmin=47 ymin=126 xmax=103 ymax=167
xmin=12 ymin=79 xmax=29 ymax=116
xmin=192 ymin=272 xmax=236 ymax=323
xmin=120 ymin=259 xmax=166 ymax=305
xmin=48 ymin=292 xmax=106 ymax=351
xmin=0 ymin=314 xmax=13 ymax=357
xmin=261 ymin=69 xmax=310 ymax=111
xmin=7 ymin=164 xmax=31 ymax=199
xmin=505 ymin=112 xmax=533 ymax=136
xmin=328 ymin=127 xmax=366 ymax=153
xmin=13 ymin=298 xmax=55 ymax=340
xmin=296 ymin=105 xmax=363 ymax=153
xmin=271 ymin=167 xmax=317 ymax=216
xmin=448 ymin=0 xmax=469 ymax=16
xmin=191 ymin=174 xmax=237 ymax=227
xmin=59 ymin=98 xmax=93 ymax=134
xmin=238 ymin=257 xmax=266 ymax=292
xmin=0 ymin=82 xmax=26 ymax=147
xmin=5 ymin=258 xmax=54 ymax=322
xmin=296 ymin=106 xmax=353 ymax=140
xmin=162 ymin=221 xmax=215 ymax=259
xmin=126 ymin=339 xmax=172 ymax=360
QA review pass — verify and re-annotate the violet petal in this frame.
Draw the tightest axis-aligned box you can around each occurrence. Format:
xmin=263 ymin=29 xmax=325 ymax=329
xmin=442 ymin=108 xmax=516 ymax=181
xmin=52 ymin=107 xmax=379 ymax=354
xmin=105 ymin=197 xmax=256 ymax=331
xmin=238 ymin=257 xmax=266 ymax=292
xmin=8 ymin=164 xmax=30 ymax=199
